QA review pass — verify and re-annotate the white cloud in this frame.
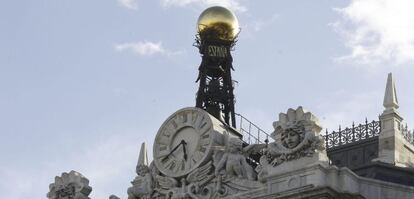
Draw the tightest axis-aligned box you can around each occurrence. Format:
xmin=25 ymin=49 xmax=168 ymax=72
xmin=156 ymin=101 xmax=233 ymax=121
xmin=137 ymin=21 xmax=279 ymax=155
xmin=115 ymin=41 xmax=180 ymax=57
xmin=118 ymin=0 xmax=138 ymax=10
xmin=333 ymin=0 xmax=414 ymax=65
xmin=161 ymin=0 xmax=247 ymax=12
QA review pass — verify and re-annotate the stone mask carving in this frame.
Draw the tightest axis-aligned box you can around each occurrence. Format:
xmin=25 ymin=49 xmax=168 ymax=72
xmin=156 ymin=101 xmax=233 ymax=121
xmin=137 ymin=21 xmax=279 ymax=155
xmin=280 ymin=124 xmax=305 ymax=149
xmin=262 ymin=107 xmax=325 ymax=166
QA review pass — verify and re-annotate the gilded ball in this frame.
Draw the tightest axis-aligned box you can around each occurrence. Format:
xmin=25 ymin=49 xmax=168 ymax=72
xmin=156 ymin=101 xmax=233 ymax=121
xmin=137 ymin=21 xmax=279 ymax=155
xmin=197 ymin=6 xmax=239 ymax=41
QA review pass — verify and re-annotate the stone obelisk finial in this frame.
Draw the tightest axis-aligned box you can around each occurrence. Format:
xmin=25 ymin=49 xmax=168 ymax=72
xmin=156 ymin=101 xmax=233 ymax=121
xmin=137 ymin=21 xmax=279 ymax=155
xmin=376 ymin=73 xmax=411 ymax=167
xmin=383 ymin=73 xmax=399 ymax=113
xmin=138 ymin=142 xmax=149 ymax=167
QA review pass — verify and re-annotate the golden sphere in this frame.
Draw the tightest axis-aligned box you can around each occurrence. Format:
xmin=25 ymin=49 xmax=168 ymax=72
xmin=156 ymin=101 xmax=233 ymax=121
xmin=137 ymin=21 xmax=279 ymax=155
xmin=197 ymin=6 xmax=240 ymax=41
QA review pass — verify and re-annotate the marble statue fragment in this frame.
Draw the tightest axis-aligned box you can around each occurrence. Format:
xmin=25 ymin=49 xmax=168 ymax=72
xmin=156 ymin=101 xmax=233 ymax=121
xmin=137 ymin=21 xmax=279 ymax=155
xmin=47 ymin=170 xmax=92 ymax=199
xmin=215 ymin=137 xmax=256 ymax=180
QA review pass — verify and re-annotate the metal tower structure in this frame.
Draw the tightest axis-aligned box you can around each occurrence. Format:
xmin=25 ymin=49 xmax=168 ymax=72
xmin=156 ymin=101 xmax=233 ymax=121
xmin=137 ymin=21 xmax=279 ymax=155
xmin=194 ymin=6 xmax=239 ymax=128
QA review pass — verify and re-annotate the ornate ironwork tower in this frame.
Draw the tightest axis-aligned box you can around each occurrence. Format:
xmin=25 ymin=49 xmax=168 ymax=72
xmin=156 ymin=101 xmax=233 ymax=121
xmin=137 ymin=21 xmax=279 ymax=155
xmin=194 ymin=6 xmax=239 ymax=128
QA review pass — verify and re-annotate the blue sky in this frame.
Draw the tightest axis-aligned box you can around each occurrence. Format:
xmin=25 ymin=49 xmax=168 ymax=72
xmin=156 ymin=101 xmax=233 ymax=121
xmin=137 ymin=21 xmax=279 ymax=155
xmin=1 ymin=0 xmax=414 ymax=198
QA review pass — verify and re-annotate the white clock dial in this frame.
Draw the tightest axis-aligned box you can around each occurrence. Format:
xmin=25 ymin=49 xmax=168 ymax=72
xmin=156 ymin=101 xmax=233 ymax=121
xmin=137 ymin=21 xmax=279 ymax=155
xmin=153 ymin=107 xmax=215 ymax=177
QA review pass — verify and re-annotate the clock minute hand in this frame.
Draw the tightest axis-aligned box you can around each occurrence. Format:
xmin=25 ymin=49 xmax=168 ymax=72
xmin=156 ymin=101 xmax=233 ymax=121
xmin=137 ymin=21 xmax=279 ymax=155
xmin=162 ymin=140 xmax=184 ymax=161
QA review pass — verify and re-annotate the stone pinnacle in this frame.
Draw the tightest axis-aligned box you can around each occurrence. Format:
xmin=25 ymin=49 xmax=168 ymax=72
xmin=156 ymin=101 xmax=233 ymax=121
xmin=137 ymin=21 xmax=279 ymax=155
xmin=383 ymin=73 xmax=399 ymax=111
xmin=138 ymin=142 xmax=149 ymax=166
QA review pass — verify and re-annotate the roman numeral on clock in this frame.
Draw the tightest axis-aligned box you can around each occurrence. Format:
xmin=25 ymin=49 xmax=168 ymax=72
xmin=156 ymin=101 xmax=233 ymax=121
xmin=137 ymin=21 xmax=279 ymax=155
xmin=157 ymin=148 xmax=170 ymax=159
xmin=165 ymin=158 xmax=176 ymax=170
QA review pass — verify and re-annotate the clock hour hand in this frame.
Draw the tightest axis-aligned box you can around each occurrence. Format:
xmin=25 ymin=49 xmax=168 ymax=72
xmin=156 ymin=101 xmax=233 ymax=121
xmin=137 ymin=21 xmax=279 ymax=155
xmin=162 ymin=140 xmax=185 ymax=161
xmin=182 ymin=140 xmax=187 ymax=161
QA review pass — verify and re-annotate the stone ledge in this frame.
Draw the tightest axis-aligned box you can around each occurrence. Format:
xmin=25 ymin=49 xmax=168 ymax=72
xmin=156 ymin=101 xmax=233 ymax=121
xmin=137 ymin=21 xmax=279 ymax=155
xmin=259 ymin=162 xmax=414 ymax=199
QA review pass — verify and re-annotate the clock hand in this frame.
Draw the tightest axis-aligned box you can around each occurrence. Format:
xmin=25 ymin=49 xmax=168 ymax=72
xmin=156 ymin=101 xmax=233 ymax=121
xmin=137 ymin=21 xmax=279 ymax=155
xmin=162 ymin=140 xmax=184 ymax=161
xmin=182 ymin=140 xmax=187 ymax=161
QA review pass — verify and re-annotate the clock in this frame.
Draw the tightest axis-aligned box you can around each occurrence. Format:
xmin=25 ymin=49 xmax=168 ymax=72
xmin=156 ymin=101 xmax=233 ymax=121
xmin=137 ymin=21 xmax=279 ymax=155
xmin=153 ymin=107 xmax=227 ymax=178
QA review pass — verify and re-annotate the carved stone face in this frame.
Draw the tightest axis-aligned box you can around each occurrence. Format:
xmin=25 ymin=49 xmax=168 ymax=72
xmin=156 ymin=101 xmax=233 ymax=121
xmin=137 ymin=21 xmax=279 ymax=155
xmin=281 ymin=129 xmax=300 ymax=149
xmin=229 ymin=138 xmax=242 ymax=152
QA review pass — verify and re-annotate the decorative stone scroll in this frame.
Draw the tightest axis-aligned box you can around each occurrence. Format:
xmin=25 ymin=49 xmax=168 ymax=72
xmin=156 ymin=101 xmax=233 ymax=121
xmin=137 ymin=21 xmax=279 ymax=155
xmin=47 ymin=170 xmax=92 ymax=199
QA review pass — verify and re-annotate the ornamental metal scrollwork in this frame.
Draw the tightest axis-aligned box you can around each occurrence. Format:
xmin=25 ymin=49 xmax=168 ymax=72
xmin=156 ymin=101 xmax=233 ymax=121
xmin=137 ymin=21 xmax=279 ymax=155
xmin=324 ymin=120 xmax=381 ymax=150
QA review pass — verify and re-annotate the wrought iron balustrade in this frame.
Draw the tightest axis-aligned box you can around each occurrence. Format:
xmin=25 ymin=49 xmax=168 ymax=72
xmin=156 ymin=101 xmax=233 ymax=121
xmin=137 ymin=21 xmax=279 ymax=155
xmin=323 ymin=119 xmax=381 ymax=150
xmin=235 ymin=113 xmax=271 ymax=144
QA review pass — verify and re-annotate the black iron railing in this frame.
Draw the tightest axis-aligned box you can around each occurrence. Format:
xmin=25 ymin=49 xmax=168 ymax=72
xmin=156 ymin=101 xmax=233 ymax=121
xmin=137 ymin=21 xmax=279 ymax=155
xmin=324 ymin=119 xmax=381 ymax=150
xmin=235 ymin=113 xmax=271 ymax=144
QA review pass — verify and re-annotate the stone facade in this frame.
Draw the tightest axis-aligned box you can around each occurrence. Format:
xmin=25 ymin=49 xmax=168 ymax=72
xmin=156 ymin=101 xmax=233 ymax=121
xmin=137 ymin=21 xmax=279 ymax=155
xmin=48 ymin=73 xmax=414 ymax=199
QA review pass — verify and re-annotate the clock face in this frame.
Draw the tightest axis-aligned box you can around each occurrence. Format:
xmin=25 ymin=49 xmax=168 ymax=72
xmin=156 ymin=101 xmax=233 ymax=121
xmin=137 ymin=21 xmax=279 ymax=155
xmin=153 ymin=108 xmax=213 ymax=177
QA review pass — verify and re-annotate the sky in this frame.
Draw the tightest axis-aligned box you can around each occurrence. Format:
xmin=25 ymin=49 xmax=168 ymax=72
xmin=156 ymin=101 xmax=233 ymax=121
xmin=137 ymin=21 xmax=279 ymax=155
xmin=1 ymin=0 xmax=414 ymax=198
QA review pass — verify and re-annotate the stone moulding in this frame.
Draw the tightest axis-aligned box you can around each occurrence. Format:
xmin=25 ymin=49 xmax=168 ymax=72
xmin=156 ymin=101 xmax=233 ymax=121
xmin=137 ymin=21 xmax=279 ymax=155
xmin=252 ymin=163 xmax=414 ymax=199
